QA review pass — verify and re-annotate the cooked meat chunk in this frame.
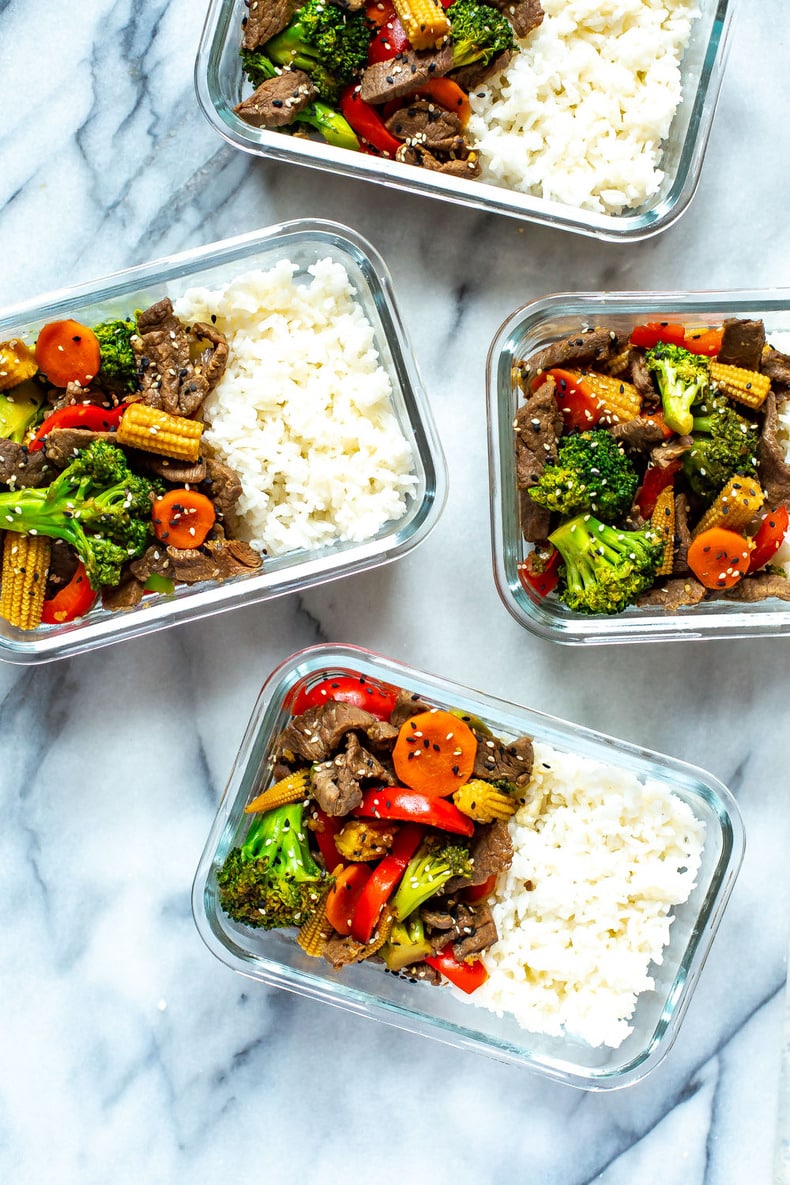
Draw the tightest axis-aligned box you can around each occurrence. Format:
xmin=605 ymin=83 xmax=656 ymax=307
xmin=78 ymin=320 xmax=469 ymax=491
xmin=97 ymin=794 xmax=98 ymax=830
xmin=101 ymin=575 xmax=147 ymax=611
xmin=450 ymin=48 xmax=512 ymax=91
xmin=44 ymin=539 xmax=79 ymax=597
xmin=191 ymin=321 xmax=230 ymax=395
xmin=359 ymin=45 xmax=454 ymax=105
xmin=43 ymin=428 xmax=115 ymax=468
xmin=472 ymin=730 xmax=533 ymax=786
xmin=722 ymin=573 xmax=790 ymax=603
xmin=518 ymin=329 xmax=619 ymax=385
xmin=637 ymin=576 xmax=709 ymax=610
xmin=400 ymin=961 xmax=442 ymax=984
xmin=453 ymin=901 xmax=498 ymax=961
xmin=200 ymin=458 xmax=243 ymax=532
xmin=133 ymin=297 xmax=228 ymax=416
xmin=365 ymin=718 xmax=400 ymax=748
xmin=446 ymin=819 xmax=513 ymax=892
xmin=389 ymin=689 xmax=431 ymax=728
xmin=501 ymin=0 xmax=545 ymax=38
xmin=322 ymin=933 xmax=370 ymax=968
xmin=519 ymin=487 xmax=551 ymax=544
xmin=312 ymin=746 xmax=366 ymax=816
xmin=758 ymin=392 xmax=790 ymax=505
xmin=130 ymin=544 xmax=216 ymax=585
xmin=650 ymin=435 xmax=694 ymax=468
xmin=514 ymin=378 xmax=563 ymax=540
xmin=242 ymin=0 xmax=295 ymax=49
xmin=234 ymin=69 xmax=317 ymax=128
xmin=673 ymin=492 xmax=692 ymax=574
xmin=396 ymin=143 xmax=481 ymax=178
xmin=761 ymin=345 xmax=790 ymax=390
xmin=0 ymin=439 xmax=54 ymax=488
xmin=203 ymin=537 xmax=263 ymax=579
xmin=136 ymin=454 xmax=207 ymax=483
xmin=717 ymin=318 xmax=766 ymax=371
xmin=629 ymin=347 xmax=659 ymax=407
xmin=276 ymin=702 xmax=380 ymax=765
xmin=385 ymin=101 xmax=465 ymax=152
xmin=611 ymin=415 xmax=666 ymax=451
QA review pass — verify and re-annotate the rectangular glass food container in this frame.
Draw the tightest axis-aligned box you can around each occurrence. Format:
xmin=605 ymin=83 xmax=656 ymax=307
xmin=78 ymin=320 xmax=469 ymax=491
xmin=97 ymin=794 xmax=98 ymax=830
xmin=0 ymin=220 xmax=446 ymax=664
xmin=195 ymin=0 xmax=736 ymax=242
xmin=192 ymin=643 xmax=744 ymax=1089
xmin=488 ymin=288 xmax=790 ymax=645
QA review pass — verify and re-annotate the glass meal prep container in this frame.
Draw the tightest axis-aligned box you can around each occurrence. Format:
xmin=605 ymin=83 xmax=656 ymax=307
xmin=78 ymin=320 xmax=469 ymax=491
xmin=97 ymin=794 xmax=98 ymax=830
xmin=195 ymin=0 xmax=736 ymax=242
xmin=488 ymin=289 xmax=790 ymax=645
xmin=0 ymin=220 xmax=446 ymax=664
xmin=192 ymin=643 xmax=744 ymax=1089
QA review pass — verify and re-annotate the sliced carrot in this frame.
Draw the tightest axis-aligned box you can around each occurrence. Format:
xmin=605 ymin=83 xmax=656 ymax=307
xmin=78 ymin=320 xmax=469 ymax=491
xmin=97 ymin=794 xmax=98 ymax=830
xmin=35 ymin=319 xmax=101 ymax=388
xmin=687 ymin=527 xmax=752 ymax=590
xmin=152 ymin=488 xmax=216 ymax=549
xmin=412 ymin=78 xmax=471 ymax=127
xmin=392 ymin=709 xmax=477 ymax=798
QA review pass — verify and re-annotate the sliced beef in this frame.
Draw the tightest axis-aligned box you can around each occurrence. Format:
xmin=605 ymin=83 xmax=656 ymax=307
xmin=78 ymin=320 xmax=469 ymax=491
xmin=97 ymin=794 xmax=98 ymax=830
xmin=757 ymin=392 xmax=790 ymax=505
xmin=365 ymin=718 xmax=400 ymax=748
xmin=761 ymin=346 xmax=790 ymax=390
xmin=389 ymin=689 xmax=431 ymax=728
xmin=673 ymin=492 xmax=692 ymax=574
xmin=202 ymin=538 xmax=262 ymax=578
xmin=0 ymin=439 xmax=54 ymax=488
xmin=611 ymin=415 xmax=665 ymax=452
xmin=519 ymin=487 xmax=551 ymax=545
xmin=518 ymin=329 xmax=619 ymax=385
xmin=385 ymin=101 xmax=465 ymax=153
xmin=514 ymin=378 xmax=563 ymax=541
xmin=500 ymin=0 xmax=545 ymax=38
xmin=130 ymin=544 xmax=219 ymax=585
xmin=47 ymin=381 xmax=122 ymax=414
xmin=200 ymin=457 xmax=243 ymax=533
xmin=396 ymin=143 xmax=481 ymax=178
xmin=242 ymin=0 xmax=295 ymax=50
xmin=312 ymin=749 xmax=365 ymax=816
xmin=446 ymin=819 xmax=513 ymax=892
xmin=359 ymin=45 xmax=454 ymax=105
xmin=321 ymin=933 xmax=370 ymax=969
xmin=450 ymin=48 xmax=512 ymax=92
xmin=136 ymin=454 xmax=207 ymax=483
xmin=234 ymin=69 xmax=317 ymax=128
xmin=101 ymin=575 xmax=147 ymax=611
xmin=43 ymin=427 xmax=115 ymax=468
xmin=722 ymin=572 xmax=790 ymax=603
xmin=190 ymin=322 xmax=229 ymax=400
xmin=133 ymin=297 xmax=228 ymax=416
xmin=637 ymin=576 xmax=709 ymax=610
xmin=276 ymin=702 xmax=380 ymax=765
xmin=472 ymin=730 xmax=533 ymax=787
xmin=628 ymin=347 xmax=658 ymax=406
xmin=399 ymin=961 xmax=442 ymax=984
xmin=422 ymin=898 xmax=497 ymax=959
xmin=717 ymin=318 xmax=766 ymax=371
xmin=44 ymin=539 xmax=79 ymax=597
xmin=650 ymin=435 xmax=694 ymax=468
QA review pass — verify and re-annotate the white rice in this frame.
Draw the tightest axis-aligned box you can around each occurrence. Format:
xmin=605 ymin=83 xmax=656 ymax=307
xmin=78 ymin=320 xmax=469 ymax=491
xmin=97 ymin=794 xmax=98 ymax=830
xmin=464 ymin=741 xmax=705 ymax=1048
xmin=173 ymin=259 xmax=417 ymax=557
xmin=468 ymin=0 xmax=699 ymax=214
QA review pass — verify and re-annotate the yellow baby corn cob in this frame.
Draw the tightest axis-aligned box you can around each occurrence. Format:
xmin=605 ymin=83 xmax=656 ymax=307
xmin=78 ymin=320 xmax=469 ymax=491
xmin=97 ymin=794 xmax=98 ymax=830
xmin=0 ymin=339 xmax=38 ymax=391
xmin=296 ymin=891 xmax=333 ymax=957
xmin=651 ymin=486 xmax=675 ymax=576
xmin=116 ymin=403 xmax=202 ymax=462
xmin=709 ymin=361 xmax=771 ymax=410
xmin=364 ymin=909 xmax=394 ymax=956
xmin=692 ymin=475 xmax=765 ymax=537
xmin=392 ymin=0 xmax=449 ymax=49
xmin=0 ymin=532 xmax=51 ymax=630
xmin=453 ymin=779 xmax=519 ymax=824
xmin=244 ymin=769 xmax=311 ymax=814
xmin=603 ymin=347 xmax=631 ymax=378
xmin=580 ymin=371 xmax=642 ymax=423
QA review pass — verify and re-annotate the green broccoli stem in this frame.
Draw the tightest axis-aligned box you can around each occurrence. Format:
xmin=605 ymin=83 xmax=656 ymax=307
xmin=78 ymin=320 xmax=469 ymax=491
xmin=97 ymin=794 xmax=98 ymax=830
xmin=295 ymin=102 xmax=359 ymax=151
xmin=392 ymin=841 xmax=473 ymax=920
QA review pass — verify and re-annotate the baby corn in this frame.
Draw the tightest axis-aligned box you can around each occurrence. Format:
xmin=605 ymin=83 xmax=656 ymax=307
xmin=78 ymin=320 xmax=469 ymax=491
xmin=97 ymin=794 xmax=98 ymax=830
xmin=116 ymin=403 xmax=202 ymax=462
xmin=453 ymin=779 xmax=519 ymax=824
xmin=710 ymin=362 xmax=771 ymax=410
xmin=244 ymin=769 xmax=311 ymax=814
xmin=651 ymin=486 xmax=675 ymax=576
xmin=0 ymin=339 xmax=38 ymax=391
xmin=0 ymin=532 xmax=51 ymax=630
xmin=692 ymin=475 xmax=765 ymax=537
xmin=391 ymin=0 xmax=449 ymax=49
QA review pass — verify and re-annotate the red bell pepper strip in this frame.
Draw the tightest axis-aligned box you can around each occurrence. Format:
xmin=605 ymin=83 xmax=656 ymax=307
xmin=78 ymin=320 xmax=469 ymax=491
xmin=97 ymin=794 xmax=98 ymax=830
xmin=339 ymin=87 xmax=402 ymax=157
xmin=350 ymin=823 xmax=424 ymax=943
xmin=311 ymin=806 xmax=347 ymax=873
xmin=291 ymin=673 xmax=398 ymax=720
xmin=629 ymin=322 xmax=686 ymax=349
xmin=683 ymin=326 xmax=723 ymax=356
xmin=748 ymin=504 xmax=789 ymax=572
xmin=635 ymin=459 xmax=682 ymax=518
xmin=28 ymin=402 xmax=127 ymax=452
xmin=545 ymin=368 xmax=604 ymax=433
xmin=517 ymin=547 xmax=560 ymax=598
xmin=40 ymin=561 xmax=96 ymax=624
xmin=464 ymin=873 xmax=497 ymax=903
xmin=366 ymin=2 xmax=411 ymax=63
xmin=325 ymin=863 xmax=372 ymax=936
xmin=354 ymin=788 xmax=475 ymax=836
xmin=425 ymin=945 xmax=489 ymax=994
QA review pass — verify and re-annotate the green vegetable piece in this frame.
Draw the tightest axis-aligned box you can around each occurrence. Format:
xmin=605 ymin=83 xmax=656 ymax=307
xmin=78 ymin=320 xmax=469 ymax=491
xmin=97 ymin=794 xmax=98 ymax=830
xmin=446 ymin=0 xmax=516 ymax=69
xmin=0 ymin=381 xmax=45 ymax=444
xmin=391 ymin=836 xmax=473 ymax=921
xmin=92 ymin=318 xmax=138 ymax=394
xmin=381 ymin=913 xmax=433 ymax=972
xmin=528 ymin=428 xmax=639 ymax=524
xmin=549 ymin=513 xmax=663 ymax=616
xmin=645 ymin=342 xmax=710 ymax=436
xmin=682 ymin=393 xmax=759 ymax=499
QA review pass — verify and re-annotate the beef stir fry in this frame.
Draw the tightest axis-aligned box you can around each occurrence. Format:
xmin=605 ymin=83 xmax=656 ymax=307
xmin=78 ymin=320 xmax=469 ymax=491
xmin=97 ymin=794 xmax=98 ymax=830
xmin=514 ymin=318 xmax=790 ymax=614
xmin=217 ymin=674 xmax=537 ymax=994
xmin=235 ymin=0 xmax=543 ymax=177
xmin=0 ymin=304 xmax=259 ymax=630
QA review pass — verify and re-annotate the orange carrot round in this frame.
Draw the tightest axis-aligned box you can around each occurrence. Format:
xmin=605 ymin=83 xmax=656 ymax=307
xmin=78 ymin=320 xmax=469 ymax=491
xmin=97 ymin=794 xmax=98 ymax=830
xmin=392 ymin=709 xmax=477 ymax=798
xmin=687 ymin=527 xmax=752 ymax=590
xmin=152 ymin=488 xmax=216 ymax=549
xmin=35 ymin=319 xmax=101 ymax=388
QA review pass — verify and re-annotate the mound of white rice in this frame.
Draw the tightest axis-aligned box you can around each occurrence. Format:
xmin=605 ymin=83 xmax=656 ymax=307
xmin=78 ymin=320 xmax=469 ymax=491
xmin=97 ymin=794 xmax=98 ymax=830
xmin=173 ymin=259 xmax=417 ymax=556
xmin=468 ymin=0 xmax=699 ymax=214
xmin=465 ymin=741 xmax=705 ymax=1048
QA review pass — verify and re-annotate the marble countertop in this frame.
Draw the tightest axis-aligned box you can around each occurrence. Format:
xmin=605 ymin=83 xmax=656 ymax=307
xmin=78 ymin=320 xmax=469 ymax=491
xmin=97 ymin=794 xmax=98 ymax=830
xmin=1 ymin=3 xmax=788 ymax=1183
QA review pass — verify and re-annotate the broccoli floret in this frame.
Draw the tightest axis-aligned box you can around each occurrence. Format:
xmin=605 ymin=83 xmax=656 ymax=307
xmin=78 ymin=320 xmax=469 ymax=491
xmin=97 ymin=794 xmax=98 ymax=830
xmin=645 ymin=343 xmax=710 ymax=436
xmin=549 ymin=513 xmax=663 ymax=615
xmin=240 ymin=51 xmax=359 ymax=149
xmin=263 ymin=0 xmax=371 ymax=103
xmin=381 ymin=912 xmax=433 ymax=972
xmin=447 ymin=0 xmax=516 ymax=70
xmin=217 ymin=802 xmax=329 ymax=930
xmin=528 ymin=429 xmax=639 ymax=523
xmin=0 ymin=382 xmax=45 ymax=444
xmin=392 ymin=836 xmax=473 ymax=921
xmin=682 ymin=394 xmax=759 ymax=499
xmin=92 ymin=319 xmax=138 ymax=394
xmin=0 ymin=439 xmax=158 ymax=589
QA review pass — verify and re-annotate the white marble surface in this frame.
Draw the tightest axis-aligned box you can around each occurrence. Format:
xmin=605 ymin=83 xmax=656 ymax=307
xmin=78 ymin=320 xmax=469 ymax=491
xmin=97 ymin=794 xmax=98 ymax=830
xmin=1 ymin=2 xmax=788 ymax=1183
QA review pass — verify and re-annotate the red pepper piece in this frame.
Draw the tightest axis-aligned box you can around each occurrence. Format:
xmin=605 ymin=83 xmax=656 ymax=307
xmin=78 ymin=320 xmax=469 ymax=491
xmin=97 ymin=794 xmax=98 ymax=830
xmin=424 ymin=944 xmax=489 ymax=994
xmin=354 ymin=788 xmax=475 ymax=836
xmin=325 ymin=863 xmax=372 ymax=936
xmin=544 ymin=368 xmax=604 ymax=433
xmin=366 ymin=2 xmax=411 ymax=63
xmin=291 ymin=673 xmax=398 ymax=720
xmin=311 ymin=806 xmax=347 ymax=874
xmin=748 ymin=504 xmax=789 ymax=572
xmin=465 ymin=873 xmax=497 ymax=903
xmin=683 ymin=327 xmax=723 ymax=357
xmin=339 ymin=87 xmax=402 ymax=157
xmin=517 ymin=548 xmax=560 ymax=598
xmin=40 ymin=561 xmax=96 ymax=624
xmin=350 ymin=823 xmax=424 ymax=943
xmin=28 ymin=402 xmax=128 ymax=452
xmin=629 ymin=322 xmax=686 ymax=349
xmin=635 ymin=458 xmax=682 ymax=518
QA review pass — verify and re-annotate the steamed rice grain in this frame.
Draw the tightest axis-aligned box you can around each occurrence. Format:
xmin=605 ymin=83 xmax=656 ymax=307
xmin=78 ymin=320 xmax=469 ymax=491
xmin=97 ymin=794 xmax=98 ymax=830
xmin=174 ymin=259 xmax=417 ymax=556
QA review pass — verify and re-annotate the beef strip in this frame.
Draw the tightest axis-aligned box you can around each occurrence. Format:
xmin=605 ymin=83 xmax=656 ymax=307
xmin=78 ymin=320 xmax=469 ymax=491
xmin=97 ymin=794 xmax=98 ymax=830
xmin=321 ymin=933 xmax=370 ymax=969
xmin=130 ymin=544 xmax=218 ymax=585
xmin=241 ymin=0 xmax=294 ymax=49
xmin=673 ymin=491 xmax=692 ymax=574
xmin=650 ymin=435 xmax=694 ymax=468
xmin=133 ymin=297 xmax=228 ymax=416
xmin=399 ymin=961 xmax=442 ymax=984
xmin=497 ymin=0 xmax=545 ymax=38
xmin=0 ymin=439 xmax=53 ymax=488
xmin=637 ymin=576 xmax=709 ymax=610
xmin=365 ymin=718 xmax=400 ymax=748
xmin=202 ymin=537 xmax=263 ymax=579
xmin=135 ymin=454 xmax=207 ymax=483
xmin=446 ymin=819 xmax=513 ymax=892
xmin=359 ymin=45 xmax=454 ymax=105
xmin=453 ymin=902 xmax=498 ymax=961
xmin=200 ymin=457 xmax=243 ymax=533
xmin=43 ymin=539 xmax=79 ymax=599
xmin=312 ymin=746 xmax=366 ymax=816
xmin=395 ymin=143 xmax=481 ymax=178
xmin=450 ymin=48 xmax=512 ymax=92
xmin=385 ymin=101 xmax=465 ymax=153
xmin=43 ymin=427 xmax=116 ymax=468
xmin=518 ymin=328 xmax=619 ymax=385
xmin=722 ymin=572 xmax=790 ymax=603
xmin=518 ymin=488 xmax=551 ymax=544
xmin=422 ymin=898 xmax=498 ymax=959
xmin=628 ymin=347 xmax=658 ymax=406
xmin=101 ymin=575 xmax=147 ymax=611
xmin=514 ymin=378 xmax=562 ymax=541
xmin=234 ymin=69 xmax=317 ymax=128
xmin=717 ymin=318 xmax=766 ymax=371
xmin=472 ymin=730 xmax=533 ymax=787
xmin=761 ymin=345 xmax=790 ymax=389
xmin=276 ymin=702 xmax=380 ymax=765
xmin=611 ymin=415 xmax=666 ymax=451
xmin=389 ymin=689 xmax=431 ymax=728
xmin=47 ymin=381 xmax=123 ymax=414
xmin=757 ymin=392 xmax=790 ymax=505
